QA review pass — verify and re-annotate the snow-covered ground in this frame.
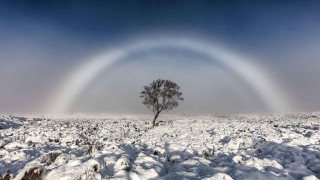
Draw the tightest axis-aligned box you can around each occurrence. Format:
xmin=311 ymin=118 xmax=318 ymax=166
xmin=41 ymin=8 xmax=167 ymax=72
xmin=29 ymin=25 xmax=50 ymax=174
xmin=0 ymin=113 xmax=319 ymax=180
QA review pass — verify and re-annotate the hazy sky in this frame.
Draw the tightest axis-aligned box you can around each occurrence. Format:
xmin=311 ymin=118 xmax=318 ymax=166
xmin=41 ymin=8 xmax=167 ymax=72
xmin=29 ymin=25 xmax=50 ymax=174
xmin=1 ymin=0 xmax=320 ymax=114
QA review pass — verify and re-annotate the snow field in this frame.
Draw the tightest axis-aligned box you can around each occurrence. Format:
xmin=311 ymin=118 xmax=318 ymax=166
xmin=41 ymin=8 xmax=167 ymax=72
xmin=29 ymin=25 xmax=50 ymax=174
xmin=0 ymin=113 xmax=319 ymax=179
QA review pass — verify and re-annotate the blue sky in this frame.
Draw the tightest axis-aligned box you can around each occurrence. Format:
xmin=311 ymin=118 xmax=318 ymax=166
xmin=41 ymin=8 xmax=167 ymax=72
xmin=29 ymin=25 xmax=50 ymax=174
xmin=1 ymin=0 xmax=320 ymax=114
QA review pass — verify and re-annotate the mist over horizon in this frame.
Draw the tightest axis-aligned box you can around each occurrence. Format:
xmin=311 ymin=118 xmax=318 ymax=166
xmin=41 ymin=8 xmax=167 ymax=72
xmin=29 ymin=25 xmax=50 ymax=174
xmin=1 ymin=1 xmax=320 ymax=114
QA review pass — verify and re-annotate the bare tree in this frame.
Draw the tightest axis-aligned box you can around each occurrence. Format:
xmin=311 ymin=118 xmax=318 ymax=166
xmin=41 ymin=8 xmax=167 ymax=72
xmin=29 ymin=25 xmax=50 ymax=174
xmin=140 ymin=79 xmax=184 ymax=128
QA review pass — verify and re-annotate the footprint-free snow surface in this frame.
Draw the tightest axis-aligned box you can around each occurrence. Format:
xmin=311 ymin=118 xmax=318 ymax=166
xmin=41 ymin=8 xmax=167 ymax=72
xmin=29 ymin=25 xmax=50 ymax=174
xmin=0 ymin=113 xmax=319 ymax=180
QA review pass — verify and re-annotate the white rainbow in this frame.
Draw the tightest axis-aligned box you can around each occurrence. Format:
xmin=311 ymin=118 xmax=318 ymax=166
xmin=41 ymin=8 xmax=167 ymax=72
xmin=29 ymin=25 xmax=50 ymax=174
xmin=48 ymin=37 xmax=292 ymax=113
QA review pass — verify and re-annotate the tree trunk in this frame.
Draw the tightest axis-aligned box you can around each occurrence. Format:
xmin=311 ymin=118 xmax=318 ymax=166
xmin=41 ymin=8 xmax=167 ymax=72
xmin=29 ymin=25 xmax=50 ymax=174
xmin=152 ymin=112 xmax=160 ymax=128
